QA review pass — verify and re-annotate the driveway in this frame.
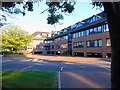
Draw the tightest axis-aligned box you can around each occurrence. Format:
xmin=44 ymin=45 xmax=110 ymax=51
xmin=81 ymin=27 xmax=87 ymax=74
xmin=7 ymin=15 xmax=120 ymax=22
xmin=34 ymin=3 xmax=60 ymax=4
xmin=2 ymin=54 xmax=111 ymax=88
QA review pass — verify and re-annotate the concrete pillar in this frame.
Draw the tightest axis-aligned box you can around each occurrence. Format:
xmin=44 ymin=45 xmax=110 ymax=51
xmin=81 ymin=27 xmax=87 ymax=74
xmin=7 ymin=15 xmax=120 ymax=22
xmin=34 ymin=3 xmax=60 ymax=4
xmin=72 ymin=52 xmax=74 ymax=56
xmin=84 ymin=52 xmax=87 ymax=57
xmin=102 ymin=52 xmax=107 ymax=58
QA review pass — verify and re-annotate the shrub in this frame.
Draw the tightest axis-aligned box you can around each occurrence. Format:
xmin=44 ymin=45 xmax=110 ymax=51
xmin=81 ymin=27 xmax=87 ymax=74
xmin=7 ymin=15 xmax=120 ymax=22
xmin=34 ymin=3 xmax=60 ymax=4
xmin=60 ymin=51 xmax=70 ymax=56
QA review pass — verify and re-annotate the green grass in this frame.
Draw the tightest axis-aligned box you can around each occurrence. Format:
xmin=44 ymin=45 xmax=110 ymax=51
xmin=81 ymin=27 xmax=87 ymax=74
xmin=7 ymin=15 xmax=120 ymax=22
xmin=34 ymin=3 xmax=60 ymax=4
xmin=2 ymin=70 xmax=58 ymax=88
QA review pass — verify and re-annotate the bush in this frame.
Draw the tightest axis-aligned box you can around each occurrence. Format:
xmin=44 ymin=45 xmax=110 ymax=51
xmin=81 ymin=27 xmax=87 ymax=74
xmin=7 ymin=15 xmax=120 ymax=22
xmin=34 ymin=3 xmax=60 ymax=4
xmin=3 ymin=51 xmax=24 ymax=55
xmin=60 ymin=51 xmax=70 ymax=56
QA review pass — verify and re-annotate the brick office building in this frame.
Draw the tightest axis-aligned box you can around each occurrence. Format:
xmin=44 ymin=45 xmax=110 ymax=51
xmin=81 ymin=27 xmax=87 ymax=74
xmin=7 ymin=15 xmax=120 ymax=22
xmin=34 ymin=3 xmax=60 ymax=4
xmin=35 ymin=11 xmax=111 ymax=58
xmin=32 ymin=32 xmax=49 ymax=54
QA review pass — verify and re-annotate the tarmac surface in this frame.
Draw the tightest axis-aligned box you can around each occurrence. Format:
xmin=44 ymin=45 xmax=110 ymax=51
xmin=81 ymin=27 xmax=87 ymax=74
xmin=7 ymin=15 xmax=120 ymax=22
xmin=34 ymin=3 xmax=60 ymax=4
xmin=1 ymin=54 xmax=111 ymax=88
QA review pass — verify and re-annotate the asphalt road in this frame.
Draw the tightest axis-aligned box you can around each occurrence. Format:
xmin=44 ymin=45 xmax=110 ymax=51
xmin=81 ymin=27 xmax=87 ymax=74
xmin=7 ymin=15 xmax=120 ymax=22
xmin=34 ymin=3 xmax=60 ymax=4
xmin=2 ymin=55 xmax=111 ymax=88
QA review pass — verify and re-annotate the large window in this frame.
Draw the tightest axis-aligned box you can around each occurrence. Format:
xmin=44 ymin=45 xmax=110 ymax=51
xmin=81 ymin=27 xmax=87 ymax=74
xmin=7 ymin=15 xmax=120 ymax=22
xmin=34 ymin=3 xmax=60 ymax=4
xmin=106 ymin=38 xmax=111 ymax=47
xmin=86 ymin=39 xmax=102 ymax=48
xmin=74 ymin=41 xmax=84 ymax=48
xmin=36 ymin=46 xmax=43 ymax=49
xmin=73 ymin=33 xmax=76 ymax=38
xmin=55 ymin=45 xmax=61 ymax=49
xmin=98 ymin=26 xmax=102 ymax=33
xmin=86 ymin=30 xmax=90 ymax=35
xmin=51 ymin=45 xmax=54 ymax=49
xmin=81 ymin=31 xmax=84 ymax=36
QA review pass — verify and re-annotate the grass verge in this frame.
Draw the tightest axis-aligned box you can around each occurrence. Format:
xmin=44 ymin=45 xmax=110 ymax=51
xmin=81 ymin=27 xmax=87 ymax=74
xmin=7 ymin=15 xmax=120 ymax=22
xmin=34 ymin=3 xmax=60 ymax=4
xmin=2 ymin=70 xmax=57 ymax=89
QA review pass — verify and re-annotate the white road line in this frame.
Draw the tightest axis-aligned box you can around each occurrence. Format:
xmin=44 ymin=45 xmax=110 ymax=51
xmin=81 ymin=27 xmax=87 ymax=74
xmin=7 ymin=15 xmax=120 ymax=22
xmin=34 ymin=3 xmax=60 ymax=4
xmin=2 ymin=60 xmax=13 ymax=63
xmin=106 ymin=68 xmax=111 ymax=72
xmin=60 ymin=67 xmax=64 ymax=72
xmin=21 ymin=66 xmax=33 ymax=70
xmin=58 ymin=71 xmax=61 ymax=90
xmin=35 ymin=63 xmax=42 ymax=65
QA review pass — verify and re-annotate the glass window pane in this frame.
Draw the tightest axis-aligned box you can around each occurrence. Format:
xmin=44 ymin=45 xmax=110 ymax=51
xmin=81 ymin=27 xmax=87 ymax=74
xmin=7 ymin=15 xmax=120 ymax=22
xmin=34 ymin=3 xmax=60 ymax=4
xmin=94 ymin=40 xmax=98 ymax=47
xmin=98 ymin=26 xmax=102 ymax=33
xmin=107 ymin=38 xmax=111 ymax=46
xmin=98 ymin=40 xmax=102 ymax=47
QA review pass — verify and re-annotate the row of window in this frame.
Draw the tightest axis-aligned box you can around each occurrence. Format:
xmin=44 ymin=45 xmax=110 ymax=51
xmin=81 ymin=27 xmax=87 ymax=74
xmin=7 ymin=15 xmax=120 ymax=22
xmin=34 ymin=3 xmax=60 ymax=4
xmin=86 ymin=39 xmax=102 ymax=47
xmin=35 ymin=46 xmax=44 ymax=49
xmin=45 ymin=24 xmax=108 ymax=43
xmin=53 ymin=14 xmax=103 ymax=35
xmin=54 ymin=35 xmax=68 ymax=42
xmin=51 ymin=44 xmax=68 ymax=49
xmin=74 ymin=41 xmax=84 ymax=48
xmin=74 ymin=38 xmax=111 ymax=48
xmin=73 ymin=24 xmax=109 ymax=38
xmin=35 ymin=38 xmax=111 ymax=50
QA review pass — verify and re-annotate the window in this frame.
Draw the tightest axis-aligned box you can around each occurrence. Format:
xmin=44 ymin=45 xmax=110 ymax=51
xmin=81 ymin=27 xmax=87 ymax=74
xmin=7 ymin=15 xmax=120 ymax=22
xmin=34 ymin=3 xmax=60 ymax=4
xmin=94 ymin=40 xmax=98 ymax=47
xmin=55 ymin=45 xmax=60 ymax=49
xmin=86 ymin=30 xmax=90 ymax=35
xmin=87 ymin=39 xmax=102 ymax=47
xmin=106 ymin=24 xmax=109 ymax=31
xmin=74 ymin=43 xmax=77 ymax=48
xmin=90 ymin=28 xmax=93 ymax=34
xmin=81 ymin=31 xmax=84 ymax=36
xmin=78 ymin=32 xmax=81 ymax=37
xmin=73 ymin=33 xmax=76 ymax=38
xmin=87 ymin=41 xmax=90 ymax=47
xmin=36 ymin=46 xmax=43 ymax=49
xmin=92 ymin=16 xmax=96 ymax=22
xmin=98 ymin=26 xmax=102 ymax=33
xmin=78 ymin=41 xmax=84 ymax=48
xmin=106 ymin=38 xmax=111 ymax=47
xmin=51 ymin=45 xmax=54 ymax=49
xmin=74 ymin=41 xmax=84 ymax=48
xmin=76 ymin=32 xmax=79 ymax=38
xmin=93 ymin=27 xmax=98 ymax=33
xmin=98 ymin=40 xmax=102 ymax=47
xmin=103 ymin=24 xmax=106 ymax=32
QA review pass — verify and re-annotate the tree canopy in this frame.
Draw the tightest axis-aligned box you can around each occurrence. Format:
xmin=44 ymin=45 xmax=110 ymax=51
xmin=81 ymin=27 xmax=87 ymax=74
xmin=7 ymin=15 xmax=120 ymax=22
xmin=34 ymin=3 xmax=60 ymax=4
xmin=1 ymin=1 xmax=120 ymax=88
xmin=0 ymin=1 xmax=76 ymax=25
xmin=0 ymin=25 xmax=32 ymax=51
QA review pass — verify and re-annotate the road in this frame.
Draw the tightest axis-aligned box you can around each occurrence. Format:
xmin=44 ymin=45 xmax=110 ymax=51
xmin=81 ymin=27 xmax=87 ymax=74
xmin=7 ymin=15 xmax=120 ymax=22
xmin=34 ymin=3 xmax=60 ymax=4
xmin=2 ymin=55 xmax=111 ymax=88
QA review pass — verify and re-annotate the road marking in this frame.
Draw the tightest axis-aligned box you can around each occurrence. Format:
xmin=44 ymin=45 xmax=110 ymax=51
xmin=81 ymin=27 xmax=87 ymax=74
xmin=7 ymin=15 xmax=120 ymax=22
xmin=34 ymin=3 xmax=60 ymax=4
xmin=21 ymin=66 xmax=33 ymax=70
xmin=60 ymin=67 xmax=64 ymax=72
xmin=105 ymin=68 xmax=111 ymax=72
xmin=35 ymin=63 xmax=42 ymax=65
xmin=2 ymin=60 xmax=13 ymax=63
xmin=58 ymin=71 xmax=61 ymax=90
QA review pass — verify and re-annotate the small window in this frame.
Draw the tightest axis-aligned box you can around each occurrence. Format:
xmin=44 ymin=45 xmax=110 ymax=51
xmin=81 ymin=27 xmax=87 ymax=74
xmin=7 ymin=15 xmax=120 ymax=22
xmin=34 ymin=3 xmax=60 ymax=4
xmin=106 ymin=38 xmax=111 ymax=47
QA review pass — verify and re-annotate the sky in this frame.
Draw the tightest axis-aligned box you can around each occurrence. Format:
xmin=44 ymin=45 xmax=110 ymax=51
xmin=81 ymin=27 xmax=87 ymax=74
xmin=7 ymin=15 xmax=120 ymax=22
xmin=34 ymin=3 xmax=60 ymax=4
xmin=1 ymin=1 xmax=104 ymax=34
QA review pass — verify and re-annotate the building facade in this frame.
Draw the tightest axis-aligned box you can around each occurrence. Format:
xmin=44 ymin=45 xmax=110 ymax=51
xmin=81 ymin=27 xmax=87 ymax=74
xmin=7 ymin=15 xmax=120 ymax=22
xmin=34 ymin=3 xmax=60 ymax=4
xmin=33 ymin=11 xmax=111 ymax=58
xmin=32 ymin=32 xmax=49 ymax=54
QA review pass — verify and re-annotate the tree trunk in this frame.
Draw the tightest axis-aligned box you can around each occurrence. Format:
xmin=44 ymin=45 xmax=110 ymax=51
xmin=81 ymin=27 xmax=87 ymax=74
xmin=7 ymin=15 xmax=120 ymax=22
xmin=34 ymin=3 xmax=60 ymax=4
xmin=103 ymin=2 xmax=120 ymax=88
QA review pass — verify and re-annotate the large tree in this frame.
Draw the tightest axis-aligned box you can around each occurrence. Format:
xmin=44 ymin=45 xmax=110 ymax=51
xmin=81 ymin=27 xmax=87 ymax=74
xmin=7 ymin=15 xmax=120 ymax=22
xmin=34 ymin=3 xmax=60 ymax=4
xmin=0 ymin=25 xmax=32 ymax=51
xmin=0 ymin=1 xmax=120 ymax=88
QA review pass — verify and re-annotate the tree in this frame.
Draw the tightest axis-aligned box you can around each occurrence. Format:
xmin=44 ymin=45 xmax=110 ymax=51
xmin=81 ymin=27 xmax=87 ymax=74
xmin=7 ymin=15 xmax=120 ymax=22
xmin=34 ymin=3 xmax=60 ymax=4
xmin=0 ymin=25 xmax=32 ymax=52
xmin=0 ymin=1 xmax=120 ymax=88
xmin=102 ymin=2 xmax=120 ymax=88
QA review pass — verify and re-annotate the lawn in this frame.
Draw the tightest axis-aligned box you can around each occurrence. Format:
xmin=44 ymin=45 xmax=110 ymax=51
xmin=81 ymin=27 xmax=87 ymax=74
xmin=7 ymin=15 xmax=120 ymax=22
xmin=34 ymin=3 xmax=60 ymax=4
xmin=2 ymin=70 xmax=57 ymax=89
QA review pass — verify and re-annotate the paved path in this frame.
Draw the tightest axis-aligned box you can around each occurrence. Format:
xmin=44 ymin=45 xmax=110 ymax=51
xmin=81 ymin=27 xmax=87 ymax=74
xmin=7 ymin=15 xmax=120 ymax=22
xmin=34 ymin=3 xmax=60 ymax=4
xmin=2 ymin=54 xmax=111 ymax=88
